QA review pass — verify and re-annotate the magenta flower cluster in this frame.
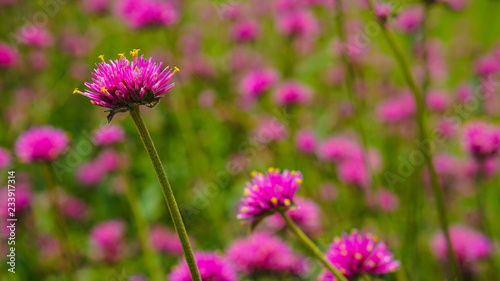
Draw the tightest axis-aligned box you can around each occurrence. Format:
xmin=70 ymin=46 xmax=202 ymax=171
xmin=15 ymin=126 xmax=69 ymax=163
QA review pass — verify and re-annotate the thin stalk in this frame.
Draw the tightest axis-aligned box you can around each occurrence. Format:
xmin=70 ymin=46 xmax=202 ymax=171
xmin=335 ymin=0 xmax=375 ymax=189
xmin=121 ymin=169 xmax=165 ymax=281
xmin=279 ymin=211 xmax=348 ymax=281
xmin=40 ymin=162 xmax=77 ymax=281
xmin=128 ymin=106 xmax=202 ymax=281
xmin=365 ymin=1 xmax=462 ymax=280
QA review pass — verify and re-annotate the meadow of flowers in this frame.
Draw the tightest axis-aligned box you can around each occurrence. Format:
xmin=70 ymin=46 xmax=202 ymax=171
xmin=1 ymin=0 xmax=500 ymax=280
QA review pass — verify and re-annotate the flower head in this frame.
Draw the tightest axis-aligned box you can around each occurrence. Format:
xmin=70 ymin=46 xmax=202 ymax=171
xmin=320 ymin=230 xmax=399 ymax=280
xmin=90 ymin=220 xmax=127 ymax=263
xmin=431 ymin=225 xmax=491 ymax=272
xmin=295 ymin=129 xmax=316 ymax=154
xmin=0 ymin=147 xmax=12 ymax=169
xmin=150 ymin=224 xmax=187 ymax=255
xmin=77 ymin=51 xmax=178 ymax=121
xmin=15 ymin=127 xmax=69 ymax=163
xmin=394 ymin=5 xmax=424 ymax=33
xmin=116 ymin=0 xmax=178 ymax=29
xmin=266 ymin=196 xmax=322 ymax=237
xmin=227 ymin=232 xmax=309 ymax=277
xmin=239 ymin=68 xmax=278 ymax=101
xmin=169 ymin=252 xmax=237 ymax=281
xmin=273 ymin=80 xmax=313 ymax=106
xmin=463 ymin=121 xmax=500 ymax=159
xmin=0 ymin=43 xmax=18 ymax=68
xmin=230 ymin=20 xmax=260 ymax=43
xmin=376 ymin=92 xmax=416 ymax=123
xmin=93 ymin=125 xmax=126 ymax=146
xmin=76 ymin=160 xmax=108 ymax=187
xmin=237 ymin=169 xmax=303 ymax=224
xmin=16 ymin=25 xmax=54 ymax=48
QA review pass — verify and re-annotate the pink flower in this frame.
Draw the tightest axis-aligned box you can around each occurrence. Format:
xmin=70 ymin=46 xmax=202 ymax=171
xmin=374 ymin=188 xmax=399 ymax=212
xmin=78 ymin=52 xmax=178 ymax=121
xmin=61 ymin=33 xmax=92 ymax=58
xmin=28 ymin=50 xmax=48 ymax=71
xmin=150 ymin=225 xmax=185 ymax=255
xmin=253 ymin=117 xmax=288 ymax=144
xmin=463 ymin=121 xmax=500 ymax=159
xmin=15 ymin=127 xmax=69 ymax=163
xmin=93 ymin=125 xmax=125 ymax=146
xmin=76 ymin=161 xmax=108 ymax=187
xmin=230 ymin=20 xmax=260 ymax=42
xmin=115 ymin=0 xmax=179 ymax=29
xmin=16 ymin=25 xmax=54 ymax=48
xmin=456 ymin=83 xmax=475 ymax=104
xmin=0 ymin=147 xmax=11 ymax=169
xmin=320 ymin=230 xmax=399 ymax=280
xmin=295 ymin=129 xmax=316 ymax=154
xmin=375 ymin=3 xmax=392 ymax=23
xmin=266 ymin=196 xmax=322 ymax=237
xmin=82 ymin=0 xmax=111 ymax=14
xmin=0 ymin=43 xmax=18 ymax=68
xmin=376 ymin=92 xmax=416 ymax=123
xmin=273 ymin=80 xmax=313 ymax=106
xmin=227 ymin=232 xmax=309 ymax=276
xmin=59 ymin=193 xmax=89 ymax=221
xmin=394 ymin=6 xmax=424 ymax=33
xmin=95 ymin=149 xmax=121 ymax=172
xmin=316 ymin=136 xmax=363 ymax=163
xmin=0 ymin=183 xmax=31 ymax=219
xmin=237 ymin=168 xmax=303 ymax=223
xmin=198 ymin=89 xmax=216 ymax=108
xmin=169 ymin=252 xmax=237 ymax=281
xmin=474 ymin=55 xmax=500 ymax=77
xmin=431 ymin=225 xmax=491 ymax=271
xmin=276 ymin=9 xmax=319 ymax=38
xmin=239 ymin=68 xmax=278 ymax=100
xmin=426 ymin=90 xmax=450 ymax=112
xmin=90 ymin=220 xmax=127 ymax=263
xmin=338 ymin=159 xmax=369 ymax=188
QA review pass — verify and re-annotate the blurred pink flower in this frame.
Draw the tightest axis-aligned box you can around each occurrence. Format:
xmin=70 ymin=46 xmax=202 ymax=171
xmin=198 ymin=89 xmax=216 ymax=108
xmin=95 ymin=149 xmax=122 ymax=172
xmin=169 ymin=252 xmax=237 ymax=281
xmin=150 ymin=224 xmax=186 ymax=255
xmin=253 ymin=117 xmax=288 ymax=144
xmin=90 ymin=220 xmax=127 ymax=263
xmin=431 ymin=225 xmax=491 ymax=271
xmin=237 ymin=169 xmax=302 ymax=223
xmin=374 ymin=188 xmax=399 ymax=212
xmin=230 ymin=19 xmax=260 ymax=42
xmin=0 ymin=183 xmax=31 ymax=219
xmin=28 ymin=50 xmax=48 ymax=71
xmin=338 ymin=159 xmax=369 ymax=188
xmin=455 ymin=83 xmax=475 ymax=104
xmin=0 ymin=147 xmax=11 ymax=169
xmin=0 ymin=43 xmax=18 ymax=68
xmin=376 ymin=92 xmax=416 ymax=123
xmin=227 ymin=232 xmax=309 ymax=276
xmin=295 ymin=129 xmax=316 ymax=154
xmin=375 ymin=3 xmax=392 ymax=23
xmin=266 ymin=196 xmax=322 ymax=237
xmin=93 ymin=125 xmax=125 ymax=146
xmin=82 ymin=0 xmax=111 ymax=14
xmin=273 ymin=80 xmax=313 ymax=106
xmin=394 ymin=6 xmax=424 ymax=33
xmin=115 ymin=0 xmax=179 ymax=29
xmin=317 ymin=136 xmax=362 ymax=163
xmin=474 ymin=55 xmax=500 ymax=77
xmin=320 ymin=230 xmax=399 ymax=280
xmin=15 ymin=126 xmax=69 ymax=163
xmin=276 ymin=9 xmax=319 ymax=38
xmin=239 ymin=68 xmax=278 ymax=100
xmin=16 ymin=25 xmax=54 ymax=48
xmin=59 ymin=192 xmax=89 ymax=221
xmin=76 ymin=161 xmax=108 ymax=187
xmin=463 ymin=121 xmax=500 ymax=159
xmin=426 ymin=90 xmax=450 ymax=112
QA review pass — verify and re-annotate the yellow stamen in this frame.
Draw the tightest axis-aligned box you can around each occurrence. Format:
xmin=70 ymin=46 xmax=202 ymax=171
xmin=271 ymin=197 xmax=278 ymax=204
xmin=284 ymin=199 xmax=291 ymax=206
xmin=341 ymin=269 xmax=346 ymax=274
xmin=242 ymin=207 xmax=248 ymax=212
xmin=268 ymin=167 xmax=275 ymax=173
xmin=244 ymin=189 xmax=250 ymax=196
xmin=173 ymin=66 xmax=180 ymax=74
xmin=291 ymin=170 xmax=296 ymax=175
xmin=275 ymin=168 xmax=280 ymax=173
xmin=98 ymin=55 xmax=105 ymax=62
xmin=100 ymin=86 xmax=107 ymax=93
xmin=373 ymin=235 xmax=379 ymax=242
xmin=354 ymin=253 xmax=363 ymax=260
xmin=118 ymin=53 xmax=125 ymax=60
xmin=73 ymin=88 xmax=82 ymax=95
xmin=251 ymin=171 xmax=257 ymax=177
xmin=252 ymin=185 xmax=258 ymax=191
xmin=296 ymin=178 xmax=302 ymax=184
xmin=130 ymin=49 xmax=140 ymax=58
xmin=334 ymin=237 xmax=341 ymax=243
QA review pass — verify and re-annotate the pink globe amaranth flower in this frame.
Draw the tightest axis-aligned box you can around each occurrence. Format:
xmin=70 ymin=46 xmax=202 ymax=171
xmin=338 ymin=159 xmax=369 ymax=188
xmin=95 ymin=149 xmax=121 ymax=172
xmin=150 ymin=224 xmax=185 ymax=255
xmin=455 ymin=83 xmax=475 ymax=104
xmin=273 ymin=80 xmax=313 ymax=106
xmin=376 ymin=92 xmax=416 ymax=123
xmin=253 ymin=117 xmax=288 ymax=144
xmin=318 ymin=182 xmax=338 ymax=201
xmin=199 ymin=89 xmax=216 ymax=108
xmin=295 ymin=129 xmax=316 ymax=154
xmin=316 ymin=136 xmax=363 ymax=163
xmin=266 ymin=196 xmax=322 ymax=237
xmin=15 ymin=25 xmax=54 ymax=48
xmin=237 ymin=169 xmax=303 ymax=224
xmin=276 ymin=9 xmax=319 ymax=38
xmin=426 ymin=90 xmax=450 ymax=112
xmin=82 ymin=0 xmax=111 ymax=14
xmin=320 ymin=230 xmax=400 ymax=280
xmin=443 ymin=0 xmax=468 ymax=10
xmin=239 ymin=68 xmax=278 ymax=100
xmin=227 ymin=232 xmax=309 ymax=277
xmin=219 ymin=2 xmax=242 ymax=20
xmin=77 ymin=52 xmax=177 ymax=121
xmin=394 ymin=5 xmax=424 ymax=33
xmin=115 ymin=0 xmax=178 ymax=29
xmin=0 ymin=43 xmax=18 ymax=68
xmin=91 ymin=220 xmax=127 ymax=263
xmin=59 ymin=192 xmax=89 ymax=221
xmin=375 ymin=3 xmax=392 ymax=23
xmin=61 ymin=33 xmax=92 ymax=58
xmin=76 ymin=160 xmax=108 ymax=187
xmin=15 ymin=127 xmax=69 ymax=163
xmin=0 ymin=184 xmax=31 ymax=219
xmin=463 ymin=157 xmax=499 ymax=179
xmin=93 ymin=125 xmax=125 ymax=146
xmin=431 ymin=225 xmax=492 ymax=271
xmin=169 ymin=252 xmax=237 ymax=281
xmin=28 ymin=50 xmax=48 ymax=71
xmin=474 ymin=55 xmax=500 ymax=77
xmin=463 ymin=121 xmax=500 ymax=159
xmin=230 ymin=19 xmax=260 ymax=43
xmin=436 ymin=118 xmax=456 ymax=138
xmin=0 ymin=147 xmax=11 ymax=169
xmin=374 ymin=188 xmax=399 ymax=212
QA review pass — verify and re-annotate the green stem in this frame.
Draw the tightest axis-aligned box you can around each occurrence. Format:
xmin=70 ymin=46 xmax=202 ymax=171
xmin=279 ymin=212 xmax=348 ymax=281
xmin=122 ymin=169 xmax=165 ymax=281
xmin=40 ymin=162 xmax=77 ymax=281
xmin=128 ymin=106 xmax=202 ymax=281
xmin=335 ymin=0 xmax=375 ymax=189
xmin=365 ymin=1 xmax=462 ymax=280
